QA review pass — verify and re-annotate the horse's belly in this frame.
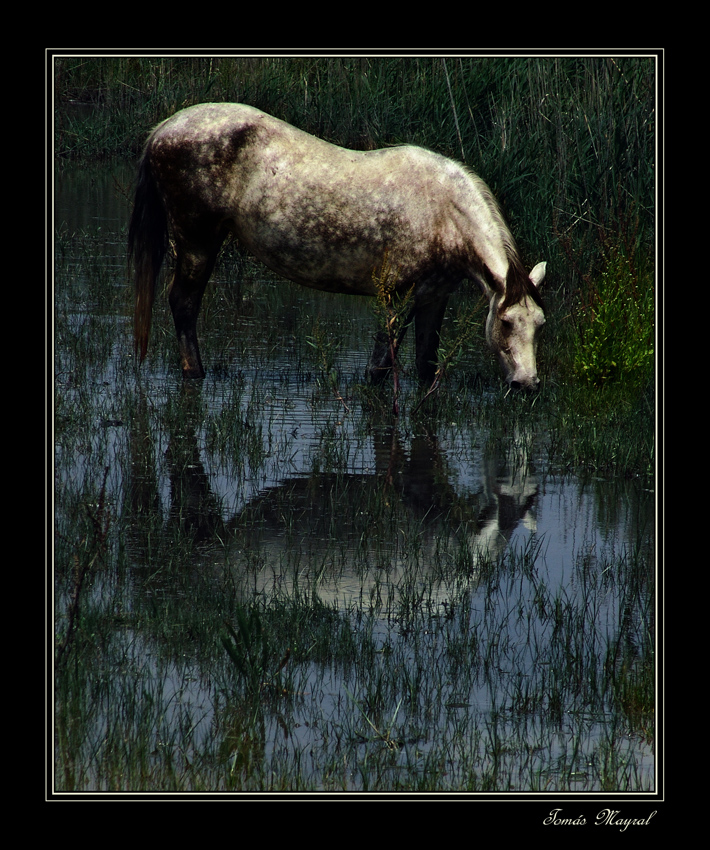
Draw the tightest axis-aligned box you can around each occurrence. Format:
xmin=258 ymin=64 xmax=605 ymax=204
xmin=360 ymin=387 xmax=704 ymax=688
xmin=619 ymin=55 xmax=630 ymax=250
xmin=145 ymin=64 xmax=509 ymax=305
xmin=233 ymin=201 xmax=397 ymax=295
xmin=245 ymin=233 xmax=381 ymax=295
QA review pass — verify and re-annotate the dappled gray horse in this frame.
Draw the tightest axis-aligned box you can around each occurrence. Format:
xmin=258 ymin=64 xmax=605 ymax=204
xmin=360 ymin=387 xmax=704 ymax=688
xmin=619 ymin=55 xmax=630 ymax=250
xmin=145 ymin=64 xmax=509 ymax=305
xmin=129 ymin=102 xmax=546 ymax=389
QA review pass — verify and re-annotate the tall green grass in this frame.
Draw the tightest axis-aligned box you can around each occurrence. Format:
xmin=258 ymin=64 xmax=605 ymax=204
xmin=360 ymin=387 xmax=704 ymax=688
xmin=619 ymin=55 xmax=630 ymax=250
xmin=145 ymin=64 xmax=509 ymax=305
xmin=54 ymin=56 xmax=655 ymax=268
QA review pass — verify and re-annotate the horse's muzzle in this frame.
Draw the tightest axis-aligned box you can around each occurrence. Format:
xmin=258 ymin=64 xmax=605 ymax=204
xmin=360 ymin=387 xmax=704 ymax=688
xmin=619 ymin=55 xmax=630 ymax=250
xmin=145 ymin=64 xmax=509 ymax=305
xmin=509 ymin=376 xmax=540 ymax=391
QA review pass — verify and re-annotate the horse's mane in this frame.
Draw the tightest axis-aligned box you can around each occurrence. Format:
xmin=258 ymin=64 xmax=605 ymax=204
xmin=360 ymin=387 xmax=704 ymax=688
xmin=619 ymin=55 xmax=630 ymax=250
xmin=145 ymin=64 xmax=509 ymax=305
xmin=467 ymin=170 xmax=544 ymax=312
xmin=502 ymin=251 xmax=544 ymax=311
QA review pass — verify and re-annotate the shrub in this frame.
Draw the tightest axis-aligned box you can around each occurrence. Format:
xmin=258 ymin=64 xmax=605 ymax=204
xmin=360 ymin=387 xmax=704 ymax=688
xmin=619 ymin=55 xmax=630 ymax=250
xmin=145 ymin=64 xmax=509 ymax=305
xmin=573 ymin=250 xmax=654 ymax=391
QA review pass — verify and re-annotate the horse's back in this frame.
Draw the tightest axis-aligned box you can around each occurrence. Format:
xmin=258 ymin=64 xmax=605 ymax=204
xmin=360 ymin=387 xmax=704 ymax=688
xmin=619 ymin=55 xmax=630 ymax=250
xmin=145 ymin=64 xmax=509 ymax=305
xmin=148 ymin=101 xmax=461 ymax=196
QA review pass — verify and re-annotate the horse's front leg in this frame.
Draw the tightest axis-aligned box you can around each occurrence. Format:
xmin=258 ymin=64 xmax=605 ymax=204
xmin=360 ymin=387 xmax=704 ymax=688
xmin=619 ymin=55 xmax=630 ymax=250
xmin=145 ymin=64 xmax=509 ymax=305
xmin=365 ymin=304 xmax=416 ymax=385
xmin=366 ymin=330 xmax=393 ymax=385
xmin=169 ymin=245 xmax=219 ymax=379
xmin=414 ymin=297 xmax=449 ymax=386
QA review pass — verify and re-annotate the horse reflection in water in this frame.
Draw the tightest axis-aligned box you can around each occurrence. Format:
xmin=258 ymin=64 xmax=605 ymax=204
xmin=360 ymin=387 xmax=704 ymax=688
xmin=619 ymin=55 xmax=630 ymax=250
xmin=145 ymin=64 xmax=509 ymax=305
xmin=128 ymin=389 xmax=539 ymax=614
xmin=129 ymin=103 xmax=546 ymax=391
xmin=229 ymin=430 xmax=538 ymax=612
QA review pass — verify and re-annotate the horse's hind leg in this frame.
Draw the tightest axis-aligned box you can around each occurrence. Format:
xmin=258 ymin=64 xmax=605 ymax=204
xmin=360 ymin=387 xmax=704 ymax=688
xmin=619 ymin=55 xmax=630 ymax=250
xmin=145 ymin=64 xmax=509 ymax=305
xmin=169 ymin=241 xmax=222 ymax=379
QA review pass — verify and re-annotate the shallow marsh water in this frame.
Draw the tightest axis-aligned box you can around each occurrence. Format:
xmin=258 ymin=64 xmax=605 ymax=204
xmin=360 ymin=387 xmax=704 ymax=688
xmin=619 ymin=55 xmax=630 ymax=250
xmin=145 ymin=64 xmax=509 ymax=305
xmin=53 ymin=163 xmax=655 ymax=794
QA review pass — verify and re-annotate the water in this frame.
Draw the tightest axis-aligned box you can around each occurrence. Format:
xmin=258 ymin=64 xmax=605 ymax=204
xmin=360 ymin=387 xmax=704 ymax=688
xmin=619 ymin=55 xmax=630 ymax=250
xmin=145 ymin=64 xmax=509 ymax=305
xmin=53 ymin=162 xmax=655 ymax=794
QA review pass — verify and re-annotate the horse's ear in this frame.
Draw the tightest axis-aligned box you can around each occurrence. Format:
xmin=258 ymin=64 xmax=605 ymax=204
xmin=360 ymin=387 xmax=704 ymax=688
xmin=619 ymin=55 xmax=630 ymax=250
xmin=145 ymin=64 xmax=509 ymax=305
xmin=529 ymin=262 xmax=546 ymax=288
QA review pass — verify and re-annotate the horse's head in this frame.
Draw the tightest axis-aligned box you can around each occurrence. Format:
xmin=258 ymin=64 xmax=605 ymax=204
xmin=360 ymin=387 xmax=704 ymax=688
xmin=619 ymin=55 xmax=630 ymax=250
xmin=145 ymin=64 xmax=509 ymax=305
xmin=485 ymin=261 xmax=546 ymax=391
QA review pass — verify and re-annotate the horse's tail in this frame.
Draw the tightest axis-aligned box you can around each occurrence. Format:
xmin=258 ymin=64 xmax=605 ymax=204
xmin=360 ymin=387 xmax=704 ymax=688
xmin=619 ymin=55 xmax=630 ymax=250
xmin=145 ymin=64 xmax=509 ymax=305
xmin=128 ymin=141 xmax=168 ymax=364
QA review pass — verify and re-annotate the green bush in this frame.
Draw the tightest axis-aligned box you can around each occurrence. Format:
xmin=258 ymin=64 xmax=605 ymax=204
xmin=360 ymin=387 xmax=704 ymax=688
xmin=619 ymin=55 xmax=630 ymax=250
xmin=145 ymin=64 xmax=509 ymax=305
xmin=573 ymin=251 xmax=654 ymax=390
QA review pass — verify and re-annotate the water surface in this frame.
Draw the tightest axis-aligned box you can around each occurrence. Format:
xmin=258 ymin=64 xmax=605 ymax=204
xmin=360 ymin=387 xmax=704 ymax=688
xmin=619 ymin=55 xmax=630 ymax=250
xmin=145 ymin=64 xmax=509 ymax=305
xmin=53 ymin=162 xmax=655 ymax=794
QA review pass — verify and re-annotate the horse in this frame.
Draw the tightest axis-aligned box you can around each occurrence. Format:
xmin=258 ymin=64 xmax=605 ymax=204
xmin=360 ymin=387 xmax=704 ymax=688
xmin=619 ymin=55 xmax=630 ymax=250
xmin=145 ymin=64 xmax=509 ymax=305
xmin=128 ymin=102 xmax=546 ymax=389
